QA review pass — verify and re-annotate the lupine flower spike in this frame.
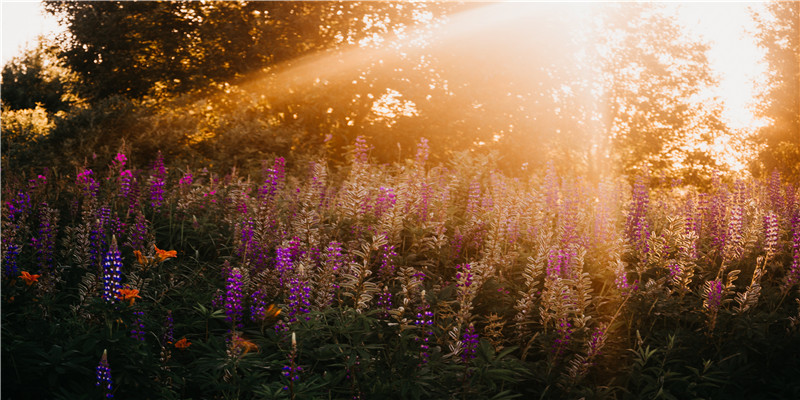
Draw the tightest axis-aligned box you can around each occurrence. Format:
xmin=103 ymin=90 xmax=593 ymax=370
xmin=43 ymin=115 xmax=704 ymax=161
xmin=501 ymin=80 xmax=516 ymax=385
xmin=102 ymin=237 xmax=123 ymax=304
xmin=96 ymin=349 xmax=113 ymax=398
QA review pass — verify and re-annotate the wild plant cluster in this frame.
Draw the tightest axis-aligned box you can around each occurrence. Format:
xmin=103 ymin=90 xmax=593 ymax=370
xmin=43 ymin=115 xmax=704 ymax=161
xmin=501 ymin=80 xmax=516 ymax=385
xmin=2 ymin=137 xmax=799 ymax=399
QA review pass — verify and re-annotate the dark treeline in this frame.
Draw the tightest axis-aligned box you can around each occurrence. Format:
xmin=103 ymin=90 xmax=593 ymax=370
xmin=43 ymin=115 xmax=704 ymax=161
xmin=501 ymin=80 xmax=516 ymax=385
xmin=1 ymin=1 xmax=798 ymax=184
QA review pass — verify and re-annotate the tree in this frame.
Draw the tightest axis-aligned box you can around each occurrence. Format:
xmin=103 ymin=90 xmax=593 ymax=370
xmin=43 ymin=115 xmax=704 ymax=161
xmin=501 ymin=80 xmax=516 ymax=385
xmin=751 ymin=2 xmax=800 ymax=181
xmin=43 ymin=1 xmax=446 ymax=100
xmin=595 ymin=3 xmax=729 ymax=182
xmin=1 ymin=39 xmax=79 ymax=112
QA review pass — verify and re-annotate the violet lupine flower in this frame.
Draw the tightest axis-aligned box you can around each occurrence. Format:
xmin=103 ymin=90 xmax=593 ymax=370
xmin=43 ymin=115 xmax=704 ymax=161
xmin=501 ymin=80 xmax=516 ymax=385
xmin=2 ymin=240 xmax=21 ymax=278
xmin=149 ymin=151 xmax=167 ymax=209
xmin=353 ymin=135 xmax=370 ymax=165
xmin=466 ymin=180 xmax=482 ymax=217
xmin=415 ymin=304 xmax=434 ymax=364
xmin=96 ymin=350 xmax=113 ymax=398
xmin=374 ymin=186 xmax=396 ymax=218
xmin=275 ymin=247 xmax=294 ymax=288
xmin=7 ymin=191 xmax=32 ymax=222
xmin=378 ymin=245 xmax=397 ymax=281
xmin=225 ymin=267 xmax=245 ymax=328
xmin=768 ymin=170 xmax=784 ymax=216
xmin=703 ymin=279 xmax=724 ymax=312
xmin=250 ymin=289 xmax=269 ymax=322
xmin=461 ymin=323 xmax=479 ymax=363
xmin=546 ymin=247 xmax=576 ymax=280
xmin=76 ymin=168 xmax=99 ymax=198
xmin=782 ymin=217 xmax=800 ymax=291
xmin=287 ymin=278 xmax=312 ymax=323
xmin=724 ymin=204 xmax=744 ymax=261
xmin=625 ymin=175 xmax=650 ymax=258
xmin=101 ymin=238 xmax=123 ymax=304
xmin=455 ymin=264 xmax=474 ymax=289
xmin=260 ymin=157 xmax=285 ymax=204
xmin=582 ymin=324 xmax=607 ymax=367
xmin=553 ymin=317 xmax=573 ymax=356
xmin=282 ymin=333 xmax=303 ymax=391
xmin=131 ymin=311 xmax=145 ymax=341
xmin=376 ymin=288 xmax=392 ymax=319
xmin=118 ymin=169 xmax=133 ymax=199
xmin=163 ymin=310 xmax=174 ymax=345
xmin=614 ymin=261 xmax=630 ymax=294
xmin=764 ymin=212 xmax=779 ymax=256
xmin=126 ymin=212 xmax=148 ymax=252
xmin=32 ymin=203 xmax=59 ymax=271
xmin=417 ymin=182 xmax=432 ymax=222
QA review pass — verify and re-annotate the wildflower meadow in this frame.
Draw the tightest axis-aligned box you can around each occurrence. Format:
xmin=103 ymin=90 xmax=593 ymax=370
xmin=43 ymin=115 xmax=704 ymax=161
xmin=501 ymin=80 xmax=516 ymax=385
xmin=2 ymin=137 xmax=799 ymax=399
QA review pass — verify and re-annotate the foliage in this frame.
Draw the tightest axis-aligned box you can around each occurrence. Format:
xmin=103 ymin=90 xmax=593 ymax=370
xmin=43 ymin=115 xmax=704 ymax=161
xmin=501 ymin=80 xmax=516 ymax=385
xmin=2 ymin=137 xmax=800 ymax=399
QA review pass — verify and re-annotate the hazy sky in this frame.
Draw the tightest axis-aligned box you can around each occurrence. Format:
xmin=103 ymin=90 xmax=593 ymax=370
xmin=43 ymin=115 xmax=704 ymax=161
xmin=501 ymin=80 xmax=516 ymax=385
xmin=1 ymin=0 xmax=61 ymax=66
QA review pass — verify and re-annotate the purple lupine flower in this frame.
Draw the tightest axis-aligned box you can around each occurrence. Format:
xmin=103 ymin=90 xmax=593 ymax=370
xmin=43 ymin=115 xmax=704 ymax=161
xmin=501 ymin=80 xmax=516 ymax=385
xmin=260 ymin=157 xmax=285 ymax=204
xmin=353 ymin=135 xmax=370 ymax=165
xmin=417 ymin=182 xmax=432 ymax=222
xmin=614 ymin=261 xmax=630 ymax=294
xmin=782 ymin=217 xmax=800 ymax=291
xmin=553 ymin=317 xmax=573 ymax=356
xmin=131 ymin=311 xmax=145 ymax=341
xmin=375 ymin=186 xmax=396 ymax=218
xmin=764 ymin=211 xmax=779 ymax=256
xmin=126 ymin=212 xmax=148 ymax=252
xmin=101 ymin=238 xmax=123 ymax=304
xmin=582 ymin=324 xmax=607 ymax=368
xmin=378 ymin=245 xmax=397 ymax=281
xmin=118 ymin=170 xmax=133 ymax=199
xmin=163 ymin=310 xmax=174 ymax=345
xmin=2 ymin=239 xmax=21 ymax=278
xmin=31 ymin=203 xmax=59 ymax=271
xmin=465 ymin=179 xmax=482 ymax=217
xmin=250 ymin=289 xmax=269 ymax=322
xmin=149 ymin=151 xmax=167 ymax=209
xmin=415 ymin=304 xmax=434 ymax=364
xmin=282 ymin=333 xmax=303 ymax=391
xmin=626 ymin=175 xmax=650 ymax=258
xmin=225 ymin=267 xmax=245 ymax=328
xmin=546 ymin=247 xmax=577 ymax=280
xmin=768 ymin=170 xmax=784 ymax=216
xmin=376 ymin=287 xmax=392 ymax=319
xmin=77 ymin=168 xmax=99 ymax=198
xmin=455 ymin=263 xmax=474 ymax=289
xmin=287 ymin=278 xmax=312 ymax=323
xmin=96 ymin=350 xmax=113 ymax=398
xmin=703 ymin=279 xmax=724 ymax=311
xmin=461 ymin=323 xmax=479 ymax=363
xmin=275 ymin=247 xmax=294 ymax=288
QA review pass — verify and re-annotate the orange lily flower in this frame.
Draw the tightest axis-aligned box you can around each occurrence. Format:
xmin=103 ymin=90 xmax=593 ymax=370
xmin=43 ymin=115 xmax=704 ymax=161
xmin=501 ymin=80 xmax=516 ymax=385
xmin=174 ymin=337 xmax=192 ymax=349
xmin=265 ymin=304 xmax=281 ymax=319
xmin=118 ymin=288 xmax=141 ymax=306
xmin=134 ymin=250 xmax=149 ymax=266
xmin=154 ymin=245 xmax=177 ymax=262
xmin=19 ymin=271 xmax=40 ymax=286
xmin=232 ymin=335 xmax=259 ymax=355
